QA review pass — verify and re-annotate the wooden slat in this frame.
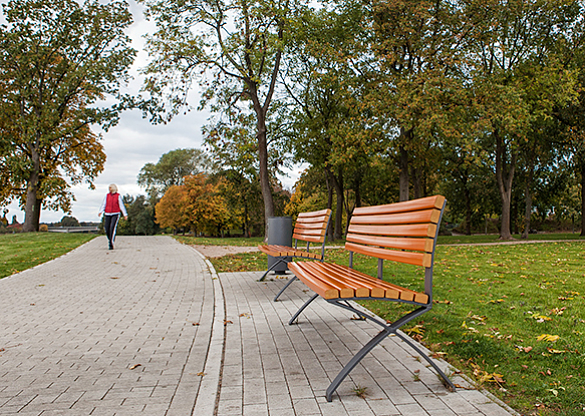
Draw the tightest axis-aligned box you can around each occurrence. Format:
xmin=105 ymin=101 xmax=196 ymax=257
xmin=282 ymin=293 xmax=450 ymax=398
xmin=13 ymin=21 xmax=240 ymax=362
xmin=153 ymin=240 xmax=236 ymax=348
xmin=347 ymin=223 xmax=436 ymax=238
xmin=292 ymin=261 xmax=429 ymax=304
xmin=259 ymin=244 xmax=325 ymax=259
xmin=292 ymin=209 xmax=331 ymax=244
xmin=325 ymin=263 xmax=394 ymax=298
xmin=350 ymin=209 xmax=441 ymax=226
xmin=288 ymin=262 xmax=340 ymax=299
xmin=352 ymin=195 xmax=445 ymax=216
xmin=297 ymin=209 xmax=331 ymax=219
xmin=301 ymin=262 xmax=355 ymax=298
xmin=345 ymin=242 xmax=432 ymax=268
xmin=345 ymin=234 xmax=433 ymax=253
xmin=296 ymin=214 xmax=330 ymax=225
xmin=326 ymin=262 xmax=427 ymax=302
xmin=295 ymin=221 xmax=328 ymax=230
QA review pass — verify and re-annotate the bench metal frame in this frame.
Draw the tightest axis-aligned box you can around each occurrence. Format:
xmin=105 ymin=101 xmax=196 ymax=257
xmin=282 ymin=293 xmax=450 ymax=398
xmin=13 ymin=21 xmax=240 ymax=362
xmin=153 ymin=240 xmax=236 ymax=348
xmin=288 ymin=198 xmax=455 ymax=402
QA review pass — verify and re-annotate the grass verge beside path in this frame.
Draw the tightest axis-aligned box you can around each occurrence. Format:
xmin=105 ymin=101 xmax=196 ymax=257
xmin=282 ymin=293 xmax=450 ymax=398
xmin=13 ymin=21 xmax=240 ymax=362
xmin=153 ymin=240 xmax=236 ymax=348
xmin=0 ymin=232 xmax=96 ymax=279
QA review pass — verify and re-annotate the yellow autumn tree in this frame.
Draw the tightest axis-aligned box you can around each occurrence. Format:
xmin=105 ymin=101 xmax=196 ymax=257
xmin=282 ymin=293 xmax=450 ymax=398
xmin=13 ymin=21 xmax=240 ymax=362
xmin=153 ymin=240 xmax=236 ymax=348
xmin=183 ymin=174 xmax=231 ymax=236
xmin=155 ymin=185 xmax=189 ymax=233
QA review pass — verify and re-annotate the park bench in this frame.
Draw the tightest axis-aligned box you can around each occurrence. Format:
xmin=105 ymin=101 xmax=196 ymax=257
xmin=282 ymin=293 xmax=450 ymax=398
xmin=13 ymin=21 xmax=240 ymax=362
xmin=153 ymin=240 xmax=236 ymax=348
xmin=258 ymin=209 xmax=332 ymax=301
xmin=286 ymin=195 xmax=455 ymax=402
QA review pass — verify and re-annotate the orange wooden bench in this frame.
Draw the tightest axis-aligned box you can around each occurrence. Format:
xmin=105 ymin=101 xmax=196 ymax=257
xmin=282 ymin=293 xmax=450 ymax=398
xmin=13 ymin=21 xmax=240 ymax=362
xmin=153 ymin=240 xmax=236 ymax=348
xmin=258 ymin=209 xmax=332 ymax=301
xmin=286 ymin=195 xmax=454 ymax=401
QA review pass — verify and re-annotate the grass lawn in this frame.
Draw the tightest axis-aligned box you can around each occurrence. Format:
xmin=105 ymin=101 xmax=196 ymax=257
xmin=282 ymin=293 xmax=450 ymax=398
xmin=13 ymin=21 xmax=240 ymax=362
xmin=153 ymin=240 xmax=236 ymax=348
xmin=0 ymin=232 xmax=96 ymax=279
xmin=174 ymin=235 xmax=265 ymax=247
xmin=205 ymin=235 xmax=585 ymax=416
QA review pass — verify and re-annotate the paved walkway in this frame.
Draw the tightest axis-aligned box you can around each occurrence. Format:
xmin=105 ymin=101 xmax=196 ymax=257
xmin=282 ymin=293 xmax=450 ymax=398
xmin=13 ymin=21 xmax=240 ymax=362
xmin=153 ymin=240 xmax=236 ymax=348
xmin=0 ymin=236 xmax=518 ymax=416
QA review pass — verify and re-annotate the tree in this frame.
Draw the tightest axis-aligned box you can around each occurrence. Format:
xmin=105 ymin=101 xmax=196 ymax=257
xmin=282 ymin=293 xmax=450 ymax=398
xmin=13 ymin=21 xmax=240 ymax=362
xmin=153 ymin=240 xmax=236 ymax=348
xmin=370 ymin=0 xmax=467 ymax=201
xmin=203 ymin=113 xmax=265 ymax=237
xmin=118 ymin=194 xmax=157 ymax=236
xmin=139 ymin=0 xmax=304 ymax=236
xmin=183 ymin=174 xmax=231 ymax=236
xmin=137 ymin=148 xmax=210 ymax=204
xmin=464 ymin=0 xmax=582 ymax=239
xmin=155 ymin=185 xmax=189 ymax=233
xmin=60 ymin=215 xmax=79 ymax=227
xmin=0 ymin=0 xmax=136 ymax=231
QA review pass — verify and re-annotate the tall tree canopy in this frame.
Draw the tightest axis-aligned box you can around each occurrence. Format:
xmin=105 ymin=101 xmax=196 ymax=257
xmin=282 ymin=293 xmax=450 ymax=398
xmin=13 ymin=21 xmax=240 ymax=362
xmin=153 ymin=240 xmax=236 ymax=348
xmin=0 ymin=0 xmax=136 ymax=231
xmin=137 ymin=148 xmax=210 ymax=204
xmin=139 ymin=0 xmax=307 ymax=235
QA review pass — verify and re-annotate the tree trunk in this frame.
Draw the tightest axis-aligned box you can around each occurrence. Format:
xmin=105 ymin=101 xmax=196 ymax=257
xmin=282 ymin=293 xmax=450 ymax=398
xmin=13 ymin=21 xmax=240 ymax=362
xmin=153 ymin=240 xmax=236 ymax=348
xmin=399 ymin=143 xmax=409 ymax=202
xmin=495 ymin=130 xmax=515 ymax=240
xmin=327 ymin=168 xmax=344 ymax=240
xmin=521 ymin=166 xmax=534 ymax=239
xmin=464 ymin=184 xmax=472 ymax=235
xmin=412 ymin=166 xmax=422 ymax=199
xmin=23 ymin=145 xmax=41 ymax=232
xmin=581 ymin=161 xmax=585 ymax=237
xmin=249 ymin=91 xmax=274 ymax=240
xmin=326 ymin=174 xmax=334 ymax=241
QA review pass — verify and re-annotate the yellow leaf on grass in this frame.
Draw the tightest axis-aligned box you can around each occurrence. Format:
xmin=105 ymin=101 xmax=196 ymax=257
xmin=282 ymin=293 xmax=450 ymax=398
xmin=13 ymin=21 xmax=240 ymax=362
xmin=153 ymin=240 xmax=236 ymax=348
xmin=405 ymin=324 xmax=425 ymax=335
xmin=537 ymin=334 xmax=560 ymax=342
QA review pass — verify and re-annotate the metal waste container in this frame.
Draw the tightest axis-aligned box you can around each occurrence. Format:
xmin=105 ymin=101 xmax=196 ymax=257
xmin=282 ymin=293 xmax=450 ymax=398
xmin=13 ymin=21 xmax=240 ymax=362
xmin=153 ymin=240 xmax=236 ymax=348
xmin=266 ymin=216 xmax=292 ymax=274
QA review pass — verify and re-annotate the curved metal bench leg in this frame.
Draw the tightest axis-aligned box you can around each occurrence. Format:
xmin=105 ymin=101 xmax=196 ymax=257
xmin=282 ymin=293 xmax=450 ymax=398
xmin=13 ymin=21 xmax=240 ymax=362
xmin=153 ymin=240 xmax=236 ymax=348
xmin=326 ymin=329 xmax=391 ymax=402
xmin=258 ymin=258 xmax=286 ymax=281
xmin=273 ymin=275 xmax=297 ymax=301
xmin=395 ymin=331 xmax=455 ymax=391
xmin=288 ymin=293 xmax=318 ymax=325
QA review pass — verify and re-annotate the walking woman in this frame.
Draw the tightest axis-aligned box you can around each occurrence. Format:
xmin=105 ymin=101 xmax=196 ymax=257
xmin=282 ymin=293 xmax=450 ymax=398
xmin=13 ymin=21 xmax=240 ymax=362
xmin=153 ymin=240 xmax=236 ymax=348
xmin=98 ymin=184 xmax=128 ymax=250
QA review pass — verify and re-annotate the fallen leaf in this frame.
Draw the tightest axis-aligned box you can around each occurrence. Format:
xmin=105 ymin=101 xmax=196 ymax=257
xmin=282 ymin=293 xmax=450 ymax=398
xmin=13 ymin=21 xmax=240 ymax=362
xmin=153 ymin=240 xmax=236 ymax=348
xmin=197 ymin=372 xmax=206 ymax=377
xmin=523 ymin=346 xmax=533 ymax=353
xmin=224 ymin=320 xmax=233 ymax=326
xmin=192 ymin=322 xmax=200 ymax=326
xmin=129 ymin=364 xmax=141 ymax=370
xmin=537 ymin=334 xmax=560 ymax=342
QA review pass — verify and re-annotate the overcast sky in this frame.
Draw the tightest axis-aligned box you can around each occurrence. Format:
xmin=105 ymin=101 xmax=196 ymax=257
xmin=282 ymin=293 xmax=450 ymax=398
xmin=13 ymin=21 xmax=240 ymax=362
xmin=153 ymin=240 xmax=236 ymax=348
xmin=5 ymin=1 xmax=299 ymax=225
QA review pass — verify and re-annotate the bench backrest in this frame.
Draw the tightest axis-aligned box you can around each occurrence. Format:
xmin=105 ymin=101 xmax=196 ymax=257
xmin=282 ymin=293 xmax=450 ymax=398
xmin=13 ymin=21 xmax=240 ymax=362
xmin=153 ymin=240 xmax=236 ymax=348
xmin=293 ymin=209 xmax=332 ymax=247
xmin=346 ymin=196 xmax=446 ymax=287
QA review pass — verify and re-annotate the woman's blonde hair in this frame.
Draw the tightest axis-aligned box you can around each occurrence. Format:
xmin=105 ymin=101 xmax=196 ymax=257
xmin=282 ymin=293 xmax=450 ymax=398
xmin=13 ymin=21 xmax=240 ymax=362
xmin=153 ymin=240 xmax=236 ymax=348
xmin=108 ymin=184 xmax=118 ymax=193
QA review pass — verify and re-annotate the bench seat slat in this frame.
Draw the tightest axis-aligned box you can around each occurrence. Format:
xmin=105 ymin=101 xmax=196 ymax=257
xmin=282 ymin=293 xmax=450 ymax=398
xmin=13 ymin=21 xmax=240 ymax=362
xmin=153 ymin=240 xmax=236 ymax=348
xmin=259 ymin=244 xmax=321 ymax=259
xmin=291 ymin=261 xmax=429 ymax=304
xmin=288 ymin=262 xmax=340 ymax=299
xmin=315 ymin=262 xmax=428 ymax=303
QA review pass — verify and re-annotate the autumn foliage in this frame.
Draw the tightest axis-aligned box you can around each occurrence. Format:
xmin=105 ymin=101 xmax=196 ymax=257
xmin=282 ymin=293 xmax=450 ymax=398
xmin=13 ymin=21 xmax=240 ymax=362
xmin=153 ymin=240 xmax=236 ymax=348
xmin=155 ymin=173 xmax=230 ymax=235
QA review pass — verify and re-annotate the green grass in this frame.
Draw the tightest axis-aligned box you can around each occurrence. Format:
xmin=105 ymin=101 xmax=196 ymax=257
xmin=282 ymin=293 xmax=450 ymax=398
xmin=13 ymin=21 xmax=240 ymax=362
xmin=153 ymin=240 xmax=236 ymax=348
xmin=357 ymin=242 xmax=585 ymax=416
xmin=173 ymin=235 xmax=265 ymax=247
xmin=0 ymin=232 xmax=96 ymax=278
xmin=438 ymin=232 xmax=584 ymax=245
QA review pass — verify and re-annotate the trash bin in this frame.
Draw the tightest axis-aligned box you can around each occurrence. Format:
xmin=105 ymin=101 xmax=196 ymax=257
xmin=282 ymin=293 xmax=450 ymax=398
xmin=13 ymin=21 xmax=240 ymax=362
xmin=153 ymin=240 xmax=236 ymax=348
xmin=266 ymin=216 xmax=292 ymax=275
